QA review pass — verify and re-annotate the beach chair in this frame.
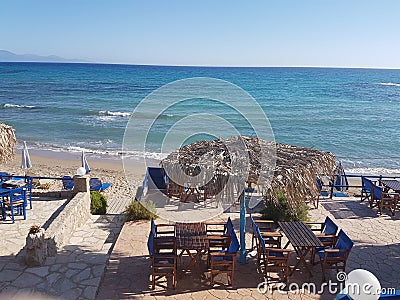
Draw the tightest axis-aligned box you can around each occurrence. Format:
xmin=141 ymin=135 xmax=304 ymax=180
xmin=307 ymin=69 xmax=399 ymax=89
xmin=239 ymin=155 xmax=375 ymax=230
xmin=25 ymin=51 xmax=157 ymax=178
xmin=147 ymin=228 xmax=177 ymax=289
xmin=62 ymin=176 xmax=74 ymax=190
xmin=89 ymin=178 xmax=112 ymax=191
xmin=256 ymin=226 xmax=291 ymax=283
xmin=209 ymin=219 xmax=240 ymax=286
xmin=317 ymin=229 xmax=353 ymax=281
xmin=370 ymin=183 xmax=398 ymax=216
xmin=361 ymin=176 xmax=374 ymax=204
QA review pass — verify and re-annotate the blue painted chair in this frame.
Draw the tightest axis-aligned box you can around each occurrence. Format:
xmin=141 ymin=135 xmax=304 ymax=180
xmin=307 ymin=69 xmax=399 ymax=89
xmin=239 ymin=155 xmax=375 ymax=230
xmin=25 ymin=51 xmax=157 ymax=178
xmin=89 ymin=178 xmax=112 ymax=191
xmin=317 ymin=229 xmax=354 ymax=281
xmin=209 ymin=219 xmax=240 ymax=286
xmin=256 ymin=226 xmax=291 ymax=283
xmin=62 ymin=176 xmax=74 ymax=190
xmin=308 ymin=216 xmax=339 ymax=247
xmin=250 ymin=214 xmax=282 ymax=252
xmin=361 ymin=176 xmax=374 ymax=204
xmin=147 ymin=222 xmax=177 ymax=289
xmin=370 ymin=183 xmax=398 ymax=216
xmin=2 ymin=187 xmax=27 ymax=223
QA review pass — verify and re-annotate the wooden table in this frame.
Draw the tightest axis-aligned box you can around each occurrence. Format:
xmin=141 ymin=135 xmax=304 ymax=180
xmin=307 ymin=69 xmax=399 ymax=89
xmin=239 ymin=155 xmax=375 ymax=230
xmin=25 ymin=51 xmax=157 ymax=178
xmin=380 ymin=179 xmax=400 ymax=192
xmin=175 ymin=222 xmax=208 ymax=274
xmin=278 ymin=221 xmax=323 ymax=276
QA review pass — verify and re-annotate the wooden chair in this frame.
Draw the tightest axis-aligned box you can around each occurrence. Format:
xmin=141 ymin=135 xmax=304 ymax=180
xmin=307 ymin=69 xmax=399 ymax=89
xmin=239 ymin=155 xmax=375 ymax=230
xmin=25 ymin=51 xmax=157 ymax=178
xmin=256 ymin=226 xmax=291 ymax=283
xmin=317 ymin=229 xmax=353 ymax=281
xmin=370 ymin=183 xmax=398 ymax=216
xmin=307 ymin=216 xmax=338 ymax=247
xmin=361 ymin=176 xmax=374 ymax=203
xmin=209 ymin=219 xmax=240 ymax=286
xmin=206 ymin=220 xmax=231 ymax=253
xmin=250 ymin=214 xmax=282 ymax=250
xmin=147 ymin=224 xmax=177 ymax=289
xmin=2 ymin=187 xmax=27 ymax=223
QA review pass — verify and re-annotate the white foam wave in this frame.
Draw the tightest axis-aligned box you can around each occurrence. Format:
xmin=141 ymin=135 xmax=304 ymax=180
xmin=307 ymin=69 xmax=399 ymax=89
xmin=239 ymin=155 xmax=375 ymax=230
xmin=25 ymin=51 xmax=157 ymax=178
xmin=99 ymin=110 xmax=131 ymax=117
xmin=4 ymin=103 xmax=37 ymax=109
xmin=346 ymin=167 xmax=400 ymax=176
xmin=377 ymin=82 xmax=400 ymax=87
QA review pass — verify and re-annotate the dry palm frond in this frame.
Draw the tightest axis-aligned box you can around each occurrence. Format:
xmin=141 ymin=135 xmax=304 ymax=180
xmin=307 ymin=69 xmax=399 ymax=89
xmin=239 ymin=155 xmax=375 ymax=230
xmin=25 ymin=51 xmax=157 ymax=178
xmin=161 ymin=136 xmax=336 ymax=206
xmin=0 ymin=122 xmax=16 ymax=163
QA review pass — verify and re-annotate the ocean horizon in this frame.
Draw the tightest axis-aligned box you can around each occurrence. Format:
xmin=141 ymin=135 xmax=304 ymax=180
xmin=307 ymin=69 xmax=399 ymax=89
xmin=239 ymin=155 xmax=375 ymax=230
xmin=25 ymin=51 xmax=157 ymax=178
xmin=1 ymin=62 xmax=400 ymax=175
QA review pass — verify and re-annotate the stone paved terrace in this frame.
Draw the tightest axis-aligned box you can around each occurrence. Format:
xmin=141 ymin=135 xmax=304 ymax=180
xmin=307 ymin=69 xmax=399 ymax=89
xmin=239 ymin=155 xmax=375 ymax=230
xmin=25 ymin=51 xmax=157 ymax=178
xmin=97 ymin=196 xmax=400 ymax=300
xmin=0 ymin=196 xmax=124 ymax=299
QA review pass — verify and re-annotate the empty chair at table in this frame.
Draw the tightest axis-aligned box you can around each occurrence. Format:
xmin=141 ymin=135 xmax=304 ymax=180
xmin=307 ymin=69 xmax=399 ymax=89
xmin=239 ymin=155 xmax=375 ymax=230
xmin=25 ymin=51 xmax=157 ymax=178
xmin=256 ymin=226 xmax=291 ymax=283
xmin=307 ymin=216 xmax=339 ymax=247
xmin=147 ymin=224 xmax=177 ymax=289
xmin=206 ymin=218 xmax=232 ymax=254
xmin=2 ymin=187 xmax=27 ymax=223
xmin=250 ymin=214 xmax=282 ymax=251
xmin=370 ymin=183 xmax=398 ymax=216
xmin=317 ymin=229 xmax=354 ymax=281
xmin=209 ymin=219 xmax=240 ymax=286
xmin=361 ymin=176 xmax=374 ymax=204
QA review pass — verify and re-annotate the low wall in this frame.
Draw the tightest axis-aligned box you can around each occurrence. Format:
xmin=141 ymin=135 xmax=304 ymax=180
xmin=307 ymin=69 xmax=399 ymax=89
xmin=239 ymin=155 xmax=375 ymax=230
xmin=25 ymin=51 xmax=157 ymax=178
xmin=45 ymin=191 xmax=91 ymax=256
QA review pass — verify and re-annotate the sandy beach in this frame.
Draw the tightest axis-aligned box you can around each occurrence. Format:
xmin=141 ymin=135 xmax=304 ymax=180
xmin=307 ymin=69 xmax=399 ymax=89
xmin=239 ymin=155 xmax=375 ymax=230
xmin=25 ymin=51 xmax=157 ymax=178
xmin=1 ymin=150 xmax=151 ymax=210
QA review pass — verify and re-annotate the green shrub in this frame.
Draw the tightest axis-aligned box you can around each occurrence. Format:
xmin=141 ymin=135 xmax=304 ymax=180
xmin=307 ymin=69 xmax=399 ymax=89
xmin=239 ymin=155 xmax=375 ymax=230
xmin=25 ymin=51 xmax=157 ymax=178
xmin=124 ymin=200 xmax=157 ymax=221
xmin=261 ymin=190 xmax=309 ymax=222
xmin=90 ymin=191 xmax=108 ymax=215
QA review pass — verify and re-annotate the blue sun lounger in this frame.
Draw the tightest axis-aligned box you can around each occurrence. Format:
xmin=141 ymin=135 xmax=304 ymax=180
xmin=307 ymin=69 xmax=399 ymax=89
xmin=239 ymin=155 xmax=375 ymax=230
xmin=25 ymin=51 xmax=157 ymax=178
xmin=89 ymin=178 xmax=112 ymax=192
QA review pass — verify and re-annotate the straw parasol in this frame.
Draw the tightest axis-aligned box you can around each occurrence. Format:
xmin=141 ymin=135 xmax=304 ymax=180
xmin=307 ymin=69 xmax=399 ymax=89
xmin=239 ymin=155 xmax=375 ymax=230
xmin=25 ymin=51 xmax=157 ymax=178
xmin=0 ymin=121 xmax=16 ymax=163
xmin=161 ymin=136 xmax=336 ymax=205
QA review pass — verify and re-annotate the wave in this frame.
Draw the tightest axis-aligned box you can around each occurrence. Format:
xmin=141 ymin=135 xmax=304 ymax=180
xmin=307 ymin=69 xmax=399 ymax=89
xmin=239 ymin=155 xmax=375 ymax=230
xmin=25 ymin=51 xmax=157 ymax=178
xmin=346 ymin=167 xmax=400 ymax=176
xmin=2 ymin=103 xmax=38 ymax=109
xmin=377 ymin=82 xmax=400 ymax=87
xmin=99 ymin=110 xmax=131 ymax=117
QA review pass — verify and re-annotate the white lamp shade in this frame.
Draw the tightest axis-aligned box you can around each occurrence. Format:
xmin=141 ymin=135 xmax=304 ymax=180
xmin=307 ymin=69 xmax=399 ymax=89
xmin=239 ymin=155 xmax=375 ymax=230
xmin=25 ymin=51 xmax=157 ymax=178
xmin=76 ymin=167 xmax=86 ymax=176
xmin=345 ymin=269 xmax=381 ymax=300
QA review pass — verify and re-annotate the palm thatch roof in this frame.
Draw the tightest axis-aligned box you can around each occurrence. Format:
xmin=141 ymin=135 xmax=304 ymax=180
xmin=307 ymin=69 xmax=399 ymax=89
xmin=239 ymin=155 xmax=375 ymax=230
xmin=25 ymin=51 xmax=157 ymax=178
xmin=0 ymin=122 xmax=16 ymax=163
xmin=161 ymin=136 xmax=336 ymax=204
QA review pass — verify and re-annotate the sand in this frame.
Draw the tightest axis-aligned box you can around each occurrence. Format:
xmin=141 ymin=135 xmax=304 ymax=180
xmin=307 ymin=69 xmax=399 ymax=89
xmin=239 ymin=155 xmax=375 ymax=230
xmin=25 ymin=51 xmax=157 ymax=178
xmin=1 ymin=150 xmax=152 ymax=208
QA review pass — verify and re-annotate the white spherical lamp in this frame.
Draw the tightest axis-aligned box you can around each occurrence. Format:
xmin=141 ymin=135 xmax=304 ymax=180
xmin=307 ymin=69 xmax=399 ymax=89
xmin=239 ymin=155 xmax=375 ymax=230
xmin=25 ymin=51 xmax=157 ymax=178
xmin=345 ymin=269 xmax=381 ymax=300
xmin=76 ymin=167 xmax=86 ymax=176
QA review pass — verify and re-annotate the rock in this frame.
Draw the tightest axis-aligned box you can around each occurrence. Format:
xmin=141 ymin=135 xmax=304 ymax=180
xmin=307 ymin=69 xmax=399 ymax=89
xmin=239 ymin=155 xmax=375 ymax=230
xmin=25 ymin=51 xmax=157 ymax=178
xmin=25 ymin=228 xmax=47 ymax=267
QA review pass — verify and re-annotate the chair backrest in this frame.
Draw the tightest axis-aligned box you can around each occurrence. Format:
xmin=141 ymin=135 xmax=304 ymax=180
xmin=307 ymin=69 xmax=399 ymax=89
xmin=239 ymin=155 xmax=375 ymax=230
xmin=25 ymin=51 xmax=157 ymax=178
xmin=227 ymin=221 xmax=240 ymax=253
xmin=90 ymin=178 xmax=102 ymax=190
xmin=147 ymin=230 xmax=155 ymax=255
xmin=324 ymin=216 xmax=338 ymax=235
xmin=372 ymin=183 xmax=382 ymax=200
xmin=362 ymin=177 xmax=373 ymax=190
xmin=317 ymin=177 xmax=323 ymax=190
xmin=62 ymin=176 xmax=74 ymax=189
xmin=256 ymin=226 xmax=266 ymax=250
xmin=226 ymin=217 xmax=234 ymax=236
xmin=335 ymin=230 xmax=354 ymax=255
xmin=151 ymin=218 xmax=157 ymax=236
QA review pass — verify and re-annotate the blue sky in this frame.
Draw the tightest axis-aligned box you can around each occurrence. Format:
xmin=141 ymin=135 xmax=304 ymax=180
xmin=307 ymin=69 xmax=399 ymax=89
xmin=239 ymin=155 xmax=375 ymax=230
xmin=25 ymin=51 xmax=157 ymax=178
xmin=1 ymin=0 xmax=400 ymax=68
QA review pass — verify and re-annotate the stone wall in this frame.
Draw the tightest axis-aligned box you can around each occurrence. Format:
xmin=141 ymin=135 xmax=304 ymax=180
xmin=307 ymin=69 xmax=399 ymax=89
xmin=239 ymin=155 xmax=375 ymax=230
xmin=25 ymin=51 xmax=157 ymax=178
xmin=45 ymin=190 xmax=91 ymax=256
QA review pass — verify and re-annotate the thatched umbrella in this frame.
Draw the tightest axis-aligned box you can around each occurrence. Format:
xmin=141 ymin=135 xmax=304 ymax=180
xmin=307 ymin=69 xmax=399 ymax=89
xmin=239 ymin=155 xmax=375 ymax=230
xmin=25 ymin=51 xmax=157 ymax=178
xmin=161 ymin=135 xmax=336 ymax=205
xmin=161 ymin=135 xmax=336 ymax=263
xmin=0 ymin=122 xmax=16 ymax=163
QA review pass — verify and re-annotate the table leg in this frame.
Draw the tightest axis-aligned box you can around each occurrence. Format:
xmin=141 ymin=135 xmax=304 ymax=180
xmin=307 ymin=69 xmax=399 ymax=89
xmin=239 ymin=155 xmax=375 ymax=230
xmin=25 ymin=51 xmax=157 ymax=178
xmin=291 ymin=246 xmax=313 ymax=276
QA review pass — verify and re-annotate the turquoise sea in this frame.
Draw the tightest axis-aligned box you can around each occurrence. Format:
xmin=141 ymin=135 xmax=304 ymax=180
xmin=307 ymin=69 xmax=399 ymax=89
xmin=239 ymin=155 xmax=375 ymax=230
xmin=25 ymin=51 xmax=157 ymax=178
xmin=1 ymin=62 xmax=399 ymax=174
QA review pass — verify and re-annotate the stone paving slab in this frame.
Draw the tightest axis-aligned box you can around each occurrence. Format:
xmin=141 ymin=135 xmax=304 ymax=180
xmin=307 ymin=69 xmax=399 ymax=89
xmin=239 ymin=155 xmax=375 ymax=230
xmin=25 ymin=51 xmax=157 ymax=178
xmin=1 ymin=213 xmax=124 ymax=300
xmin=97 ymin=196 xmax=400 ymax=300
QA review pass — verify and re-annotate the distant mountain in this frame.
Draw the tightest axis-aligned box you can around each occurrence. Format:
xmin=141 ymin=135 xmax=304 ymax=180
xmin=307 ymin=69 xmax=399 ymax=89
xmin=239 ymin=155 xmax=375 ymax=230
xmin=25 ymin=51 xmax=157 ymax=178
xmin=0 ymin=50 xmax=86 ymax=63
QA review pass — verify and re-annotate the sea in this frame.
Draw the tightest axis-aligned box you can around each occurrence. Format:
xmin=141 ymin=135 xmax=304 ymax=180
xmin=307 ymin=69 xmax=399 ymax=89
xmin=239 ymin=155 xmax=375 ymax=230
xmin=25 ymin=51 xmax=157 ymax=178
xmin=1 ymin=62 xmax=399 ymax=174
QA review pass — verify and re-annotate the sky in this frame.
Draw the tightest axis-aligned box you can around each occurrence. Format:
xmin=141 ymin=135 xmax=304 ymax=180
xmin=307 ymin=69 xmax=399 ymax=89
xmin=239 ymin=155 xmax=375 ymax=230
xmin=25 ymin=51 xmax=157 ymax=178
xmin=1 ymin=0 xmax=400 ymax=68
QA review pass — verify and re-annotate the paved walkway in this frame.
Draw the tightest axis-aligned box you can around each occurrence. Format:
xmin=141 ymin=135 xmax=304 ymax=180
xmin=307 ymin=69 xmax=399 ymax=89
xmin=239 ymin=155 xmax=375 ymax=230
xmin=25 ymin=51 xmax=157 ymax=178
xmin=97 ymin=196 xmax=400 ymax=300
xmin=0 ymin=196 xmax=124 ymax=300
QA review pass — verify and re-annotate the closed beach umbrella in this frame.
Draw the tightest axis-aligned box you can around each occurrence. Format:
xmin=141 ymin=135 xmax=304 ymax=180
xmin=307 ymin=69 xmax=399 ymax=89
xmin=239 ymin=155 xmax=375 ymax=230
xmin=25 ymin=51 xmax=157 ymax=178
xmin=21 ymin=141 xmax=32 ymax=171
xmin=81 ymin=151 xmax=91 ymax=174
